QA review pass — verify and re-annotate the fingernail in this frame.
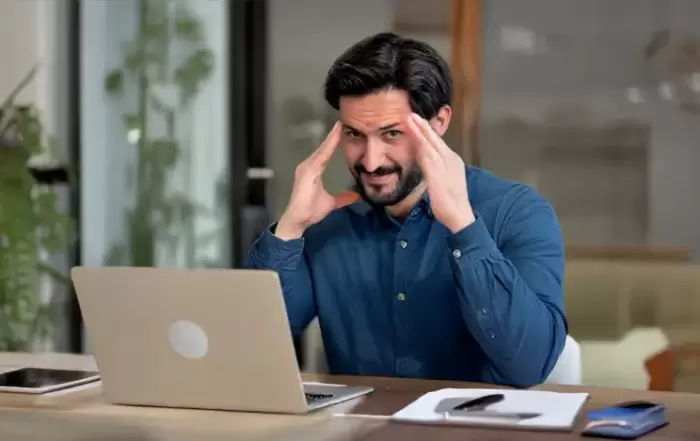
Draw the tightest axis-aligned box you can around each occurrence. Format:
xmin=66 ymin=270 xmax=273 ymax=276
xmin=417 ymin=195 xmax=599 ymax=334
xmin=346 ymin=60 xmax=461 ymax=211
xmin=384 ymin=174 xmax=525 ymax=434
xmin=411 ymin=113 xmax=426 ymax=124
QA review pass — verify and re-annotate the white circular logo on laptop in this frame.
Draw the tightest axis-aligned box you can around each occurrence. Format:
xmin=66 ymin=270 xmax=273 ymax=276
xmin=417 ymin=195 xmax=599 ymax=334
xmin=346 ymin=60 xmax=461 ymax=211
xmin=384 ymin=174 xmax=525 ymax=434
xmin=168 ymin=320 xmax=208 ymax=359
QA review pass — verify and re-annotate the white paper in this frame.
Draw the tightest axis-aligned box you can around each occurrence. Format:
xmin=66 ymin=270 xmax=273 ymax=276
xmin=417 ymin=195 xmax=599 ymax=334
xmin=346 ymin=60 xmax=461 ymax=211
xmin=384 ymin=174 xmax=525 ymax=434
xmin=392 ymin=388 xmax=588 ymax=430
xmin=303 ymin=381 xmax=348 ymax=387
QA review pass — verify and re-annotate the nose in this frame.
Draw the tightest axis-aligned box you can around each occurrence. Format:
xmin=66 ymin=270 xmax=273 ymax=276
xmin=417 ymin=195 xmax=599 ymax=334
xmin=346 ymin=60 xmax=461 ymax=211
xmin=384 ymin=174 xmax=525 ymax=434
xmin=361 ymin=139 xmax=385 ymax=173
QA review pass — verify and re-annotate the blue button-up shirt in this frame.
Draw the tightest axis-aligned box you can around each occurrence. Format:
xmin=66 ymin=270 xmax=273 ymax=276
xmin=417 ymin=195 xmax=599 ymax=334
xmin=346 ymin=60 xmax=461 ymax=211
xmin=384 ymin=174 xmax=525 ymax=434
xmin=247 ymin=166 xmax=567 ymax=387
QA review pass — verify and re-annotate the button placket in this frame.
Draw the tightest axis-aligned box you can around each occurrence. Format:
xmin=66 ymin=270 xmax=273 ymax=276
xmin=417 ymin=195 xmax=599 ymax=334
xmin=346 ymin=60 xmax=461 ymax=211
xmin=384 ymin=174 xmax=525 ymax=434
xmin=392 ymin=229 xmax=409 ymax=376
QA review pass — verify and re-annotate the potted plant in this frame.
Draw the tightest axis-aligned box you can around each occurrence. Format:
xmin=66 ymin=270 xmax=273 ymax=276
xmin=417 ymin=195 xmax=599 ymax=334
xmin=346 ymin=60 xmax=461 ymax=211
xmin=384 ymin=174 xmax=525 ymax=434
xmin=0 ymin=66 xmax=74 ymax=352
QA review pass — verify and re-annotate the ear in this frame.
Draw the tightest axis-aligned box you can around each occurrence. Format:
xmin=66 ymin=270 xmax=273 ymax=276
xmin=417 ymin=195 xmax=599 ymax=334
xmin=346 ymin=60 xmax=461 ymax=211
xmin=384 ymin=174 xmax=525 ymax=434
xmin=429 ymin=105 xmax=452 ymax=136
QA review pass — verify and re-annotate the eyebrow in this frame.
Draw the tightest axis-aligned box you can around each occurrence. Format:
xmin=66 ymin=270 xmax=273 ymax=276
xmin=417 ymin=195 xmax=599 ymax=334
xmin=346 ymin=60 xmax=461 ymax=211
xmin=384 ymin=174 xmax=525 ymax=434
xmin=342 ymin=122 xmax=401 ymax=133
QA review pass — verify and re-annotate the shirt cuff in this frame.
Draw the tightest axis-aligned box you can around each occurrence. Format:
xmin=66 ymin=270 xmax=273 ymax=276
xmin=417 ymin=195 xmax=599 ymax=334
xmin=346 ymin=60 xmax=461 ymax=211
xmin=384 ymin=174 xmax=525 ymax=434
xmin=248 ymin=223 xmax=305 ymax=271
xmin=445 ymin=215 xmax=500 ymax=266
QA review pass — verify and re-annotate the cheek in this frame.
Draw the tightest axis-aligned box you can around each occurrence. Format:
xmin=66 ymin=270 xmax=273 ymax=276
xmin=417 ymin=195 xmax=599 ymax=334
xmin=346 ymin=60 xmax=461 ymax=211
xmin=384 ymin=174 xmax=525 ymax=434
xmin=406 ymin=138 xmax=420 ymax=158
xmin=341 ymin=143 xmax=362 ymax=165
xmin=386 ymin=142 xmax=415 ymax=167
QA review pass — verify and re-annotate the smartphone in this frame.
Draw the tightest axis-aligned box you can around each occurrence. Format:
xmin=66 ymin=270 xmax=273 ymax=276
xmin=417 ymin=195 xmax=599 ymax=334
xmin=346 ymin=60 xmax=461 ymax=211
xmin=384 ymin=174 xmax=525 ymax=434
xmin=582 ymin=401 xmax=668 ymax=440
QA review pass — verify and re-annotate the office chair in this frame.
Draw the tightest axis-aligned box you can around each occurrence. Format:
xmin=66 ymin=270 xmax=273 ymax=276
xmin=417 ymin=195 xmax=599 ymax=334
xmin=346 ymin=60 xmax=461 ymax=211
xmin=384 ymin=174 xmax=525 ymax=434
xmin=544 ymin=335 xmax=582 ymax=385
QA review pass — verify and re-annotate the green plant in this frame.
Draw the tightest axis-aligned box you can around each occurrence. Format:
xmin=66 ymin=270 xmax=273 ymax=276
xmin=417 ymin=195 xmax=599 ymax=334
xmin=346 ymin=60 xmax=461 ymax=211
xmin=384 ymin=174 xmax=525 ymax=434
xmin=104 ymin=0 xmax=214 ymax=267
xmin=0 ymin=66 xmax=74 ymax=351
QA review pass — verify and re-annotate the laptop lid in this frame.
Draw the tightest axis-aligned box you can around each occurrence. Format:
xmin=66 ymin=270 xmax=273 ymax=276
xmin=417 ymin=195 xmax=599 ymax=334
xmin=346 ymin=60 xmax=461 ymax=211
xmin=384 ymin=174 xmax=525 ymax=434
xmin=71 ymin=267 xmax=309 ymax=413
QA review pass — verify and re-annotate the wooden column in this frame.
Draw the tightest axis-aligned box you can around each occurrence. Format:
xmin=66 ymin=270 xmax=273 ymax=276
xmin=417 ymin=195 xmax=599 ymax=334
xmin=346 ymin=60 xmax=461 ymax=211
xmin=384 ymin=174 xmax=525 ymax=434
xmin=449 ymin=0 xmax=482 ymax=165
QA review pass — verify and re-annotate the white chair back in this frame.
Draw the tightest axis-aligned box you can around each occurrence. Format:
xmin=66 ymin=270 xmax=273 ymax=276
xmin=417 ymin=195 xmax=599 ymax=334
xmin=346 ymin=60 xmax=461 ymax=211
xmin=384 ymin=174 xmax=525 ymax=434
xmin=545 ymin=335 xmax=582 ymax=385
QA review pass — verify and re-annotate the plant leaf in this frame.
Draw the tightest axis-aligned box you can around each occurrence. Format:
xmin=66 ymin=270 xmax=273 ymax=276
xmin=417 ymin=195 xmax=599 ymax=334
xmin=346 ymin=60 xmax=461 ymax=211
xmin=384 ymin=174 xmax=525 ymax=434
xmin=105 ymin=69 xmax=125 ymax=95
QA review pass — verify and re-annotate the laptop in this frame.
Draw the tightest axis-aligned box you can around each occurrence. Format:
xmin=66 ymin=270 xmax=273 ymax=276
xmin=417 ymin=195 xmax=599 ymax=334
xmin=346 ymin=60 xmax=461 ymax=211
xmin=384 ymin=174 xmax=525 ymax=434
xmin=70 ymin=267 xmax=373 ymax=413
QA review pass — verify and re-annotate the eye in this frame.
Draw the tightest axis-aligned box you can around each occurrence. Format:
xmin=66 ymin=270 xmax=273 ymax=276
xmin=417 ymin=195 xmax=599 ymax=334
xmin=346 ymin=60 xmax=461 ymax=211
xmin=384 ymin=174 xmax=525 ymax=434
xmin=384 ymin=130 xmax=402 ymax=139
xmin=345 ymin=129 xmax=362 ymax=139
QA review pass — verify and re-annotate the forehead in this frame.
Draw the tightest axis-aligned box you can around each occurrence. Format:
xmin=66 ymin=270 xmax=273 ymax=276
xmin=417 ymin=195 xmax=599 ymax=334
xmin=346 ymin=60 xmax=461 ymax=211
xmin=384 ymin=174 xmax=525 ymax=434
xmin=338 ymin=89 xmax=411 ymax=132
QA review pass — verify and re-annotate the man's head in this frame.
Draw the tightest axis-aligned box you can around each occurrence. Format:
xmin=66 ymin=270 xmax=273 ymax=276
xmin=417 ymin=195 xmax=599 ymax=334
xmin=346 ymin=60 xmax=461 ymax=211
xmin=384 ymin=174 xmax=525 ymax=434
xmin=324 ymin=32 xmax=453 ymax=207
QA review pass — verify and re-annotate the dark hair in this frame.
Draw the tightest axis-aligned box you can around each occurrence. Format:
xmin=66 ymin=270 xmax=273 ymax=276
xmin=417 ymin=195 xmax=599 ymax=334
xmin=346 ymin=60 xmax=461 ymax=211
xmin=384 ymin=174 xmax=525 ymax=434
xmin=324 ymin=32 xmax=452 ymax=120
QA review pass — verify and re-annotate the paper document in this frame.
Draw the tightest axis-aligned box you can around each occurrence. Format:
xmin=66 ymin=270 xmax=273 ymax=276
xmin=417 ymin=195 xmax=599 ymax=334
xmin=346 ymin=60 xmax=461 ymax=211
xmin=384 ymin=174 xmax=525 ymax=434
xmin=392 ymin=388 xmax=588 ymax=431
xmin=303 ymin=381 xmax=348 ymax=387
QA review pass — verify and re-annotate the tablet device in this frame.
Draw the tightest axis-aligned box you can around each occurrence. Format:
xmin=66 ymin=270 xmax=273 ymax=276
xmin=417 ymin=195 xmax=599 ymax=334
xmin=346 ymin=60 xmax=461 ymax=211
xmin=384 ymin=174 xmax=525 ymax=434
xmin=0 ymin=367 xmax=100 ymax=394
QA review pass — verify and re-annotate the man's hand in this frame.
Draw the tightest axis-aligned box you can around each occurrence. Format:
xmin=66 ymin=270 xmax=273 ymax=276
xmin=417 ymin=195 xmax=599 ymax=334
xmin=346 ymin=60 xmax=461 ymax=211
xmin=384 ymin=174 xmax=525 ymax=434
xmin=407 ymin=113 xmax=475 ymax=233
xmin=276 ymin=122 xmax=341 ymax=240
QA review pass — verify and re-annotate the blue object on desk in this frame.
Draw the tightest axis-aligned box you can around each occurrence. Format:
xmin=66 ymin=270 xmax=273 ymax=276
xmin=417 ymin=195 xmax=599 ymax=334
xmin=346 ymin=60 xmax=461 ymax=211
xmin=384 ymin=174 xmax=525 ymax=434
xmin=582 ymin=401 xmax=668 ymax=439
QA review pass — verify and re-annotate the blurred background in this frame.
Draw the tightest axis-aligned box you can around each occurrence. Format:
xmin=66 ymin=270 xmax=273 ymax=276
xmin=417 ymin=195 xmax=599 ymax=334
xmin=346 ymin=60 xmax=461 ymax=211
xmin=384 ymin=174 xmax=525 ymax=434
xmin=1 ymin=0 xmax=700 ymax=393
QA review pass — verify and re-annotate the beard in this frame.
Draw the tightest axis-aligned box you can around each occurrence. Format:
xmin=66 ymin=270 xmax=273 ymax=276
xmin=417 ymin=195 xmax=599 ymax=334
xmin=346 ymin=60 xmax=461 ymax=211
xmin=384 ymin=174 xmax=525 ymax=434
xmin=351 ymin=162 xmax=423 ymax=207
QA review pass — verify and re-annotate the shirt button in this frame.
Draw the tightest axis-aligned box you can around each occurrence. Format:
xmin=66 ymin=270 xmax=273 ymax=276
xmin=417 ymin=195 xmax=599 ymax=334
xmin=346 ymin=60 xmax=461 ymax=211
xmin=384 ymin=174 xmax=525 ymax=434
xmin=481 ymin=308 xmax=488 ymax=315
xmin=400 ymin=240 xmax=408 ymax=249
xmin=488 ymin=330 xmax=496 ymax=339
xmin=452 ymin=249 xmax=462 ymax=259
xmin=397 ymin=293 xmax=406 ymax=301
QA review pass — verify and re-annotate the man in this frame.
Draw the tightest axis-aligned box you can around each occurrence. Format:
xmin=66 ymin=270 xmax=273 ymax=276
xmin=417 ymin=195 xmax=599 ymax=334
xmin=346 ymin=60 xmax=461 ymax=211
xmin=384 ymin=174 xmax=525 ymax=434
xmin=247 ymin=32 xmax=567 ymax=387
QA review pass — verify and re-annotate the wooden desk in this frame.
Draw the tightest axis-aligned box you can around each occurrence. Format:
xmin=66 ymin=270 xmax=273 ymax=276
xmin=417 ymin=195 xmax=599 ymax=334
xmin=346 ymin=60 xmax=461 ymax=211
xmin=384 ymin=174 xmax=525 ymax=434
xmin=2 ymin=353 xmax=700 ymax=440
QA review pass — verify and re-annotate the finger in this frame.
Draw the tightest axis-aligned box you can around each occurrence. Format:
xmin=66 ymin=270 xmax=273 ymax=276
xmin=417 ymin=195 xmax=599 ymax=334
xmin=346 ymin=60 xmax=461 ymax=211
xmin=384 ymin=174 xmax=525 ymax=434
xmin=410 ymin=113 xmax=451 ymax=156
xmin=405 ymin=114 xmax=439 ymax=163
xmin=311 ymin=121 xmax=341 ymax=166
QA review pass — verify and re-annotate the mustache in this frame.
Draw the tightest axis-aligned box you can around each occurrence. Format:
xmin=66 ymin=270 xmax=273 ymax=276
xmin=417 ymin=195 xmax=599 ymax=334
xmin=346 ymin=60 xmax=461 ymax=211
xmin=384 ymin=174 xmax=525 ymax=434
xmin=353 ymin=164 xmax=401 ymax=176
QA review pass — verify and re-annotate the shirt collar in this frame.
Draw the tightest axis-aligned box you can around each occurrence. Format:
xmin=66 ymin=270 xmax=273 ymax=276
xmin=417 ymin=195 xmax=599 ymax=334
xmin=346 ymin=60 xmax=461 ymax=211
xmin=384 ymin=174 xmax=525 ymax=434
xmin=347 ymin=190 xmax=434 ymax=220
xmin=418 ymin=191 xmax=434 ymax=219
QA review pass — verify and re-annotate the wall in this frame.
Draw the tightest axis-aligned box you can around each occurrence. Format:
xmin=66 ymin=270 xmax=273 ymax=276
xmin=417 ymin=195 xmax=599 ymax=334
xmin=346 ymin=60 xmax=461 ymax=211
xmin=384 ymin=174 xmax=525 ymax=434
xmin=480 ymin=0 xmax=700 ymax=257
xmin=397 ymin=0 xmax=700 ymax=258
xmin=478 ymin=0 xmax=700 ymax=258
xmin=0 ymin=0 xmax=68 ymax=162
xmin=0 ymin=1 xmax=39 ymax=102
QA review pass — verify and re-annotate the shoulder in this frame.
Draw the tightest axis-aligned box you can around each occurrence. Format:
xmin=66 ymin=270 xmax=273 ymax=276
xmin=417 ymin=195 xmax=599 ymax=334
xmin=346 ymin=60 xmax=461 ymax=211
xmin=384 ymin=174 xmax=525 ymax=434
xmin=466 ymin=165 xmax=555 ymax=219
xmin=466 ymin=166 xmax=561 ymax=245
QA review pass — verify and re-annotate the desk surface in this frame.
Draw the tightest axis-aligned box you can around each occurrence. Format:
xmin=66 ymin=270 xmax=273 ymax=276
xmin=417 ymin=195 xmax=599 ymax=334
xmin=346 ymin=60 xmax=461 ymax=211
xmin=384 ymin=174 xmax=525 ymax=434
xmin=1 ymin=352 xmax=699 ymax=441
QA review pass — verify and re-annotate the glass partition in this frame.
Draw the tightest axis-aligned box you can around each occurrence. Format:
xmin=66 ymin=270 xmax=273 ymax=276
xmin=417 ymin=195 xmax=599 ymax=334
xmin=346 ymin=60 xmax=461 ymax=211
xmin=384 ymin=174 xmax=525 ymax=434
xmin=79 ymin=0 xmax=231 ymax=351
